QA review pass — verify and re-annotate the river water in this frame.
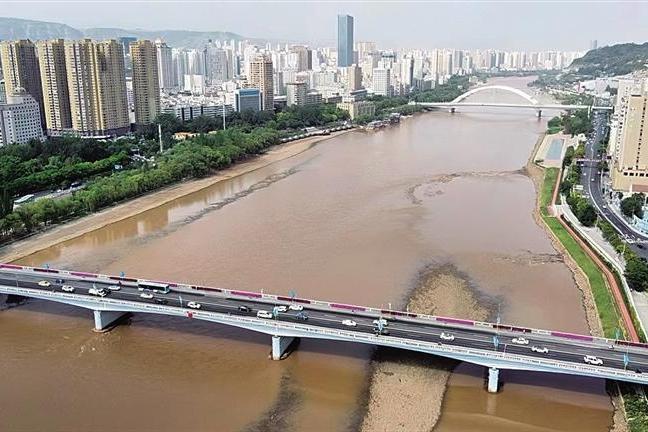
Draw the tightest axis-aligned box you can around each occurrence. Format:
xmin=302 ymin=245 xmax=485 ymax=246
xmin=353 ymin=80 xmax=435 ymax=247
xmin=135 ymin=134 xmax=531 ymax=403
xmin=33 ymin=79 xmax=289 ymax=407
xmin=2 ymin=77 xmax=614 ymax=431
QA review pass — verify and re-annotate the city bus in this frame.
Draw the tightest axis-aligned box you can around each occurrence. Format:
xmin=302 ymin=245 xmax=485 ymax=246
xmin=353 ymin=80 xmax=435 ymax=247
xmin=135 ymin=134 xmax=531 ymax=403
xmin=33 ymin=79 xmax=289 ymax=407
xmin=137 ymin=281 xmax=170 ymax=294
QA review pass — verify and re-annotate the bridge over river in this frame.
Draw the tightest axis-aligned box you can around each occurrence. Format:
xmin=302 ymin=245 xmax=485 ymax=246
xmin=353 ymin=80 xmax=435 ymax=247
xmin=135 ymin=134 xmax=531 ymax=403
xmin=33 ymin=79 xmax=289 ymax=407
xmin=1 ymin=263 xmax=646 ymax=393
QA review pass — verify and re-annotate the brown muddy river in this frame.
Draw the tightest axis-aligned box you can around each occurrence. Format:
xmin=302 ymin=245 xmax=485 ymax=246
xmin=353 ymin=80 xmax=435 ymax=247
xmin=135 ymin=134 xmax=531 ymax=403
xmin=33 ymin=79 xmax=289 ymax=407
xmin=2 ymin=77 xmax=614 ymax=431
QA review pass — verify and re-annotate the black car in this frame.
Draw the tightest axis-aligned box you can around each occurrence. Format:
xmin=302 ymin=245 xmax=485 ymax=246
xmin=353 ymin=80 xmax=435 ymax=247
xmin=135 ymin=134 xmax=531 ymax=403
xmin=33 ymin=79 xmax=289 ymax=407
xmin=238 ymin=305 xmax=251 ymax=312
xmin=155 ymin=298 xmax=168 ymax=305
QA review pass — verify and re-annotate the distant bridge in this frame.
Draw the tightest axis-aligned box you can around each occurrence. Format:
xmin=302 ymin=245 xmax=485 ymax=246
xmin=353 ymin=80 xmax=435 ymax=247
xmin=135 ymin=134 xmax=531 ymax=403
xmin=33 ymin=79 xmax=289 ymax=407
xmin=411 ymin=85 xmax=613 ymax=117
xmin=1 ymin=263 xmax=647 ymax=394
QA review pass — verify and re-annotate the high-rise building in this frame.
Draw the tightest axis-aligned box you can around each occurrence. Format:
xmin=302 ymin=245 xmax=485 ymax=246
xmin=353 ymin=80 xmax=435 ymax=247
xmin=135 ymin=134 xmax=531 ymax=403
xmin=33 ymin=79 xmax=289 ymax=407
xmin=612 ymin=93 xmax=648 ymax=192
xmin=372 ymin=67 xmax=391 ymax=97
xmin=130 ymin=40 xmax=161 ymax=125
xmin=36 ymin=39 xmax=72 ymax=134
xmin=65 ymin=39 xmax=129 ymax=136
xmin=248 ymin=54 xmax=274 ymax=111
xmin=286 ymin=82 xmax=307 ymax=106
xmin=337 ymin=14 xmax=354 ymax=67
xmin=289 ymin=45 xmax=312 ymax=72
xmin=347 ymin=64 xmax=362 ymax=91
xmin=0 ymin=88 xmax=43 ymax=146
xmin=234 ymin=88 xmax=261 ymax=112
xmin=204 ymin=41 xmax=230 ymax=86
xmin=0 ymin=39 xmax=45 ymax=127
xmin=155 ymin=40 xmax=174 ymax=91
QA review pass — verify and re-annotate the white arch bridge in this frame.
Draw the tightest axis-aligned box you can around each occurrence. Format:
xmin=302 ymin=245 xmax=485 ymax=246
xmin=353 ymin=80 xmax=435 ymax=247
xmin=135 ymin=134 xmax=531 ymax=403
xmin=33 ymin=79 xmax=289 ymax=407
xmin=410 ymin=85 xmax=612 ymax=117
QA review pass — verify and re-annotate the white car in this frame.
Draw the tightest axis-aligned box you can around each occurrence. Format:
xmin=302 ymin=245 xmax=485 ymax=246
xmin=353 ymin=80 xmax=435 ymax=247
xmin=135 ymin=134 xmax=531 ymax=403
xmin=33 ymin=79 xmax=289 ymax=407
xmin=440 ymin=332 xmax=455 ymax=341
xmin=373 ymin=318 xmax=389 ymax=327
xmin=140 ymin=293 xmax=154 ymax=299
xmin=342 ymin=319 xmax=357 ymax=327
xmin=584 ymin=355 xmax=603 ymax=365
xmin=257 ymin=310 xmax=273 ymax=319
xmin=531 ymin=346 xmax=549 ymax=354
xmin=288 ymin=304 xmax=303 ymax=311
xmin=61 ymin=285 xmax=75 ymax=293
xmin=89 ymin=288 xmax=108 ymax=297
xmin=107 ymin=285 xmax=121 ymax=291
xmin=187 ymin=301 xmax=202 ymax=309
xmin=512 ymin=337 xmax=530 ymax=345
xmin=38 ymin=280 xmax=51 ymax=287
xmin=275 ymin=305 xmax=288 ymax=313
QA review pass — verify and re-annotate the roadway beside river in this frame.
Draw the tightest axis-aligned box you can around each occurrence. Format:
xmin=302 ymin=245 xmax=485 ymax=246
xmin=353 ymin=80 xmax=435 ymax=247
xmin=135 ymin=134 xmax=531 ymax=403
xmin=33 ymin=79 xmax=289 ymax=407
xmin=0 ymin=129 xmax=354 ymax=264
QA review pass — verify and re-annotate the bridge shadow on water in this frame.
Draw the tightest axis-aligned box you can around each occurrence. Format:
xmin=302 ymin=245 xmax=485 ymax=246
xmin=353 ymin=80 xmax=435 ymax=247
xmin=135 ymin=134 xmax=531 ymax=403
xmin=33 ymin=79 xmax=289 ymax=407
xmin=3 ymin=297 xmax=614 ymax=397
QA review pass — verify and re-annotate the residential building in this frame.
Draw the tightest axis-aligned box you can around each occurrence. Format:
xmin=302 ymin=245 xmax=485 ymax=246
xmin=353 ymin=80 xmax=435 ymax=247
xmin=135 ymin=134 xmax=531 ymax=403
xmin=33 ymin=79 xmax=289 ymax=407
xmin=248 ymin=54 xmax=274 ymax=111
xmin=0 ymin=89 xmax=43 ymax=146
xmin=372 ymin=67 xmax=392 ymax=97
xmin=286 ymin=81 xmax=307 ymax=106
xmin=36 ymin=39 xmax=72 ymax=134
xmin=155 ymin=40 xmax=174 ymax=91
xmin=130 ymin=40 xmax=161 ymax=125
xmin=204 ymin=42 xmax=230 ymax=86
xmin=337 ymin=14 xmax=354 ymax=67
xmin=337 ymin=100 xmax=375 ymax=120
xmin=0 ymin=39 xmax=45 ymax=127
xmin=65 ymin=39 xmax=129 ymax=136
xmin=347 ymin=64 xmax=362 ymax=91
xmin=234 ymin=88 xmax=261 ymax=112
xmin=612 ymin=93 xmax=648 ymax=192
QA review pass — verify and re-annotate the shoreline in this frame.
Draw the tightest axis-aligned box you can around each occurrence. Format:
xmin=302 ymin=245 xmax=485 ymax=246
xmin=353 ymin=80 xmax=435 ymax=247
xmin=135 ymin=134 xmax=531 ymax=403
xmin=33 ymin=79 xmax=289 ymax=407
xmin=526 ymin=133 xmax=629 ymax=432
xmin=0 ymin=129 xmax=354 ymax=264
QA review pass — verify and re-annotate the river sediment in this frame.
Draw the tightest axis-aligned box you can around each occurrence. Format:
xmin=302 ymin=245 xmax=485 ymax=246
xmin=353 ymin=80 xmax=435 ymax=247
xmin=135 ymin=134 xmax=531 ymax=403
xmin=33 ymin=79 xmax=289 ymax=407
xmin=358 ymin=265 xmax=494 ymax=432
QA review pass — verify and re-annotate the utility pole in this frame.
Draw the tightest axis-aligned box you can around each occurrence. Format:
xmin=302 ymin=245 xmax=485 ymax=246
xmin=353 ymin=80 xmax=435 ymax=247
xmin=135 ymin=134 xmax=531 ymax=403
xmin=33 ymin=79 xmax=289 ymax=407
xmin=158 ymin=123 xmax=163 ymax=153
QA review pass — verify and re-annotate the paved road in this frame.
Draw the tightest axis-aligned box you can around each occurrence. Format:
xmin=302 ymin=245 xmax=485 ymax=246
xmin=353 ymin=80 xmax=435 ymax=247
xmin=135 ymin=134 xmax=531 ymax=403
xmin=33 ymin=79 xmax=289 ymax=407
xmin=579 ymin=110 xmax=648 ymax=260
xmin=3 ymin=269 xmax=648 ymax=375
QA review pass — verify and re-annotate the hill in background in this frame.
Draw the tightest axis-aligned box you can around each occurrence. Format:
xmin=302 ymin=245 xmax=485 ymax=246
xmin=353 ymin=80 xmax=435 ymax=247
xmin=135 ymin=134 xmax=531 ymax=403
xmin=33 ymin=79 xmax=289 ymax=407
xmin=0 ymin=17 xmax=269 ymax=48
xmin=569 ymin=42 xmax=648 ymax=77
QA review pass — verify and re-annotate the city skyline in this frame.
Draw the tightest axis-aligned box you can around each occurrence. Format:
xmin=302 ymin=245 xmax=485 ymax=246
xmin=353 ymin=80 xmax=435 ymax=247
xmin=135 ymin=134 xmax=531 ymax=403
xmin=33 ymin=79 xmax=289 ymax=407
xmin=2 ymin=2 xmax=648 ymax=51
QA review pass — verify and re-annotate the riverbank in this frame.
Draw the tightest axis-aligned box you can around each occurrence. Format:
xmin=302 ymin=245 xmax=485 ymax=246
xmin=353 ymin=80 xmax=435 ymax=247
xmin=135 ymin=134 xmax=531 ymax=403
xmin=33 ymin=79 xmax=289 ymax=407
xmin=0 ymin=129 xmax=353 ymax=264
xmin=527 ymin=134 xmax=630 ymax=432
xmin=358 ymin=265 xmax=493 ymax=432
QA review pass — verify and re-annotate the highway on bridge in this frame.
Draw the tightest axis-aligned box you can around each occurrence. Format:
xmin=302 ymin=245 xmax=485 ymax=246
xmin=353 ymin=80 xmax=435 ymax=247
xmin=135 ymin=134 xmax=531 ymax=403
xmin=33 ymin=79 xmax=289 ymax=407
xmin=3 ymin=264 xmax=648 ymax=388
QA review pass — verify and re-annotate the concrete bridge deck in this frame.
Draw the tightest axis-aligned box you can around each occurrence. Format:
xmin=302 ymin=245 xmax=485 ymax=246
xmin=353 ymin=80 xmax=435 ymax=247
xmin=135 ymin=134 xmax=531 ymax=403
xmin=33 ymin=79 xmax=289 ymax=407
xmin=1 ymin=263 xmax=647 ymax=393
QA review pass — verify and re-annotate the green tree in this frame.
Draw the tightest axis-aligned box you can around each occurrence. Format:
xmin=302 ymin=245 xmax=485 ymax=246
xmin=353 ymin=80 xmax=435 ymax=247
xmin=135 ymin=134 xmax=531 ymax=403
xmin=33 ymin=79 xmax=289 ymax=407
xmin=626 ymin=257 xmax=648 ymax=292
xmin=621 ymin=193 xmax=646 ymax=219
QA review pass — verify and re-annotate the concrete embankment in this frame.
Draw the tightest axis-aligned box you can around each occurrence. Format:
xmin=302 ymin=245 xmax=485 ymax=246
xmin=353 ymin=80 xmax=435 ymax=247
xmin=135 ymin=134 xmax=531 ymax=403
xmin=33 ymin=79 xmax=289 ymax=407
xmin=357 ymin=265 xmax=493 ymax=432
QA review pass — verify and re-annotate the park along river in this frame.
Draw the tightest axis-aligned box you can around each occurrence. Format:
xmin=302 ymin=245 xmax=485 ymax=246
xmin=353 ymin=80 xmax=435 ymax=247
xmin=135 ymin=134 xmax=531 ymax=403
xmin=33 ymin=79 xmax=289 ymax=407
xmin=1 ymin=77 xmax=615 ymax=432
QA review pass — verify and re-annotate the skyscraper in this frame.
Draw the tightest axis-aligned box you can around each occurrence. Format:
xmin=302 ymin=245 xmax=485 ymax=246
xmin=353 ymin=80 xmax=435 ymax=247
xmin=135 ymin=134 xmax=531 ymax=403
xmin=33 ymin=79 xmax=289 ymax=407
xmin=337 ymin=14 xmax=354 ymax=67
xmin=65 ymin=39 xmax=129 ymax=136
xmin=249 ymin=54 xmax=274 ymax=111
xmin=155 ymin=40 xmax=174 ymax=91
xmin=347 ymin=64 xmax=362 ymax=91
xmin=204 ymin=42 xmax=230 ymax=86
xmin=130 ymin=40 xmax=161 ymax=125
xmin=36 ymin=39 xmax=72 ymax=134
xmin=0 ymin=39 xmax=45 ymax=127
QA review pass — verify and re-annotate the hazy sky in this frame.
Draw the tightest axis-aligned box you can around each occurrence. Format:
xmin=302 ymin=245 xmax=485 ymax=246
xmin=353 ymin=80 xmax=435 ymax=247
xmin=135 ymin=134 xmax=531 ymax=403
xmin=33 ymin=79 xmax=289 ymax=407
xmin=3 ymin=1 xmax=648 ymax=51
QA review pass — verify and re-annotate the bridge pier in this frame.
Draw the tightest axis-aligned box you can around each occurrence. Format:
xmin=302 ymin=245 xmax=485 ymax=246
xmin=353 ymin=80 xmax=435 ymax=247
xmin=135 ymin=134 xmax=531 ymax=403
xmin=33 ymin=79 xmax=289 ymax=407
xmin=487 ymin=367 xmax=500 ymax=393
xmin=93 ymin=310 xmax=128 ymax=332
xmin=449 ymin=107 xmax=456 ymax=114
xmin=271 ymin=335 xmax=298 ymax=360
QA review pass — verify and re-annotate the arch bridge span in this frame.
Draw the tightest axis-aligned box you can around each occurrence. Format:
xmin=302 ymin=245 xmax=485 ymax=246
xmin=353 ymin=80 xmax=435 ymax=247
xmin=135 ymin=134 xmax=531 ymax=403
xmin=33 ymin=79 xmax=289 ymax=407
xmin=451 ymin=85 xmax=539 ymax=105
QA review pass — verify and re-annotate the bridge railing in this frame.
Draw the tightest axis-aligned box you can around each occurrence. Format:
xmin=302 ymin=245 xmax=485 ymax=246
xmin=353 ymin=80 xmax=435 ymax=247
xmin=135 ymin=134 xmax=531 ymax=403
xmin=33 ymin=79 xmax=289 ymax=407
xmin=2 ymin=262 xmax=645 ymax=351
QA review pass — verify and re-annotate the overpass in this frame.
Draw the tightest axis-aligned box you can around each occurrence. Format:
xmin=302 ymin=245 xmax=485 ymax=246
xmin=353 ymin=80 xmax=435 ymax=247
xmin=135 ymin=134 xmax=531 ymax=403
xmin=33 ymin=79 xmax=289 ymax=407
xmin=411 ymin=85 xmax=613 ymax=117
xmin=1 ymin=263 xmax=647 ymax=393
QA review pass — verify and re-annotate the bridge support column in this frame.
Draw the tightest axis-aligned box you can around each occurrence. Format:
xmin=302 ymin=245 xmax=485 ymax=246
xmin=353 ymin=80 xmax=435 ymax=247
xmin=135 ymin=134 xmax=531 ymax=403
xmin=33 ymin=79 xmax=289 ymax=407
xmin=93 ymin=310 xmax=128 ymax=332
xmin=271 ymin=335 xmax=298 ymax=360
xmin=536 ymin=109 xmax=542 ymax=118
xmin=449 ymin=107 xmax=456 ymax=114
xmin=487 ymin=367 xmax=500 ymax=393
